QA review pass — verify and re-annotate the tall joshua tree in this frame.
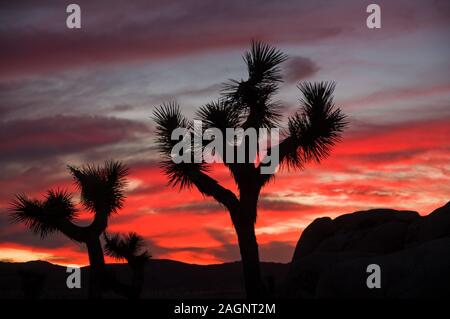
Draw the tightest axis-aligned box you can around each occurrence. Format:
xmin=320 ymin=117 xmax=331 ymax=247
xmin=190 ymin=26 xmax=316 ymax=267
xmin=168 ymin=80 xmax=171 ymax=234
xmin=153 ymin=41 xmax=347 ymax=298
xmin=10 ymin=161 xmax=128 ymax=298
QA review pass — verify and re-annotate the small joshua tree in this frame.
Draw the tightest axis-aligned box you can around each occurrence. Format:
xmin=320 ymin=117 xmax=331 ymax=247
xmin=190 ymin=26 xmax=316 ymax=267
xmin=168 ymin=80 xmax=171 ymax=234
xmin=104 ymin=232 xmax=151 ymax=299
xmin=153 ymin=41 xmax=347 ymax=298
xmin=9 ymin=161 xmax=149 ymax=298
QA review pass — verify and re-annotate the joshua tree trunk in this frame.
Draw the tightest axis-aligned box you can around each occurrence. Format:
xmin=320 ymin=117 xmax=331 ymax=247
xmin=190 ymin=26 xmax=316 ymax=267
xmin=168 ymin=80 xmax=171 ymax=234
xmin=235 ymin=219 xmax=263 ymax=298
xmin=234 ymin=192 xmax=264 ymax=298
xmin=131 ymin=267 xmax=145 ymax=299
xmin=87 ymin=237 xmax=105 ymax=299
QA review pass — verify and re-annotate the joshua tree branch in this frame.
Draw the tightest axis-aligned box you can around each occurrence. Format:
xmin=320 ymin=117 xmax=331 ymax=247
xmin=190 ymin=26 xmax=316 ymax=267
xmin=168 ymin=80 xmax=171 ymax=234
xmin=257 ymin=136 xmax=294 ymax=187
xmin=189 ymin=170 xmax=240 ymax=215
xmin=57 ymin=219 xmax=89 ymax=242
xmin=88 ymin=209 xmax=109 ymax=235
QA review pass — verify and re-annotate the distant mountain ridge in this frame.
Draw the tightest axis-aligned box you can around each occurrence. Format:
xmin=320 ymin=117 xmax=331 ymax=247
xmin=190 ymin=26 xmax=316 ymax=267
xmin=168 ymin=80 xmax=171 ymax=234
xmin=0 ymin=259 xmax=288 ymax=298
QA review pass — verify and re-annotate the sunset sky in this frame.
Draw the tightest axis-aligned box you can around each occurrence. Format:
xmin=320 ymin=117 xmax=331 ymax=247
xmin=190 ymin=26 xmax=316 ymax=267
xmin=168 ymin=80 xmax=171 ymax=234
xmin=0 ymin=0 xmax=449 ymax=266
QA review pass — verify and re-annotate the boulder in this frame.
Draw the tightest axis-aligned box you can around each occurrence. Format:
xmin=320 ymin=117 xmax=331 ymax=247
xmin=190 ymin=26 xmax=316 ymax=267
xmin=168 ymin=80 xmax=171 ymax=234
xmin=315 ymin=238 xmax=450 ymax=298
xmin=286 ymin=201 xmax=450 ymax=298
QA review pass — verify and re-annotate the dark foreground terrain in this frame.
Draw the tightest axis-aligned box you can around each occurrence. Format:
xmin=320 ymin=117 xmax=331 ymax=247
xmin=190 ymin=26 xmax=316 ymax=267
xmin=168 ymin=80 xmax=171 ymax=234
xmin=0 ymin=259 xmax=288 ymax=299
xmin=1 ymin=202 xmax=449 ymax=299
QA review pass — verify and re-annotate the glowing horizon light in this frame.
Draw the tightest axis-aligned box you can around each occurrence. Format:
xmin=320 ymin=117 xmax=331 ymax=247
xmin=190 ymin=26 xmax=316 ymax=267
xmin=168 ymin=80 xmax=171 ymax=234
xmin=0 ymin=248 xmax=54 ymax=263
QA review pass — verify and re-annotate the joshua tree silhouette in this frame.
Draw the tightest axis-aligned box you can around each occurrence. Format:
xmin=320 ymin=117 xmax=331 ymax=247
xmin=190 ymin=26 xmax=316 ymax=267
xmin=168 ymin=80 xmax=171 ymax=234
xmin=153 ymin=41 xmax=347 ymax=298
xmin=104 ymin=232 xmax=151 ymax=299
xmin=9 ymin=161 xmax=150 ymax=299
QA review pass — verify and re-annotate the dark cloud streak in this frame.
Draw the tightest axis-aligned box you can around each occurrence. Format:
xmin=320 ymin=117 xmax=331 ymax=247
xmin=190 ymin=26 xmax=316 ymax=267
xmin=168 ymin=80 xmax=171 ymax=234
xmin=0 ymin=115 xmax=151 ymax=163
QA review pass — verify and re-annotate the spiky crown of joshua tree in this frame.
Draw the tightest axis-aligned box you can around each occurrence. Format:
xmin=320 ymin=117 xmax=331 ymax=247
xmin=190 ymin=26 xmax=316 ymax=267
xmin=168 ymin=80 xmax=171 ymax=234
xmin=153 ymin=41 xmax=347 ymax=224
